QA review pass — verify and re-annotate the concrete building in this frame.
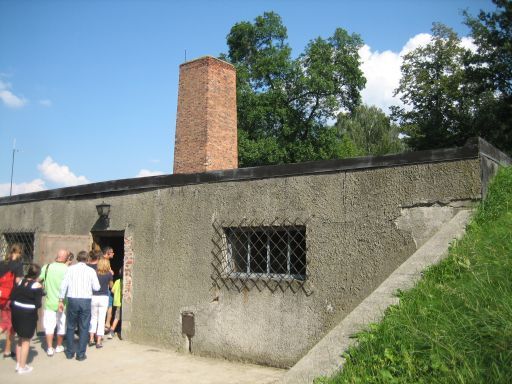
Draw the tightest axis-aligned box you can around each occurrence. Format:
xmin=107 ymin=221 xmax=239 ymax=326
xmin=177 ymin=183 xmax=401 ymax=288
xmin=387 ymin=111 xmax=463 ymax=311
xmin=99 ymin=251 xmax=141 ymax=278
xmin=0 ymin=56 xmax=509 ymax=369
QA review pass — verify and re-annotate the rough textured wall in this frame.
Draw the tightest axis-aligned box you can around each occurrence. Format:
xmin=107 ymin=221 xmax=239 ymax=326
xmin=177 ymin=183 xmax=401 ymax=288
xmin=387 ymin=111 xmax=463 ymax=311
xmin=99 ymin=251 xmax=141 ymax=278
xmin=173 ymin=56 xmax=237 ymax=174
xmin=0 ymin=159 xmax=482 ymax=368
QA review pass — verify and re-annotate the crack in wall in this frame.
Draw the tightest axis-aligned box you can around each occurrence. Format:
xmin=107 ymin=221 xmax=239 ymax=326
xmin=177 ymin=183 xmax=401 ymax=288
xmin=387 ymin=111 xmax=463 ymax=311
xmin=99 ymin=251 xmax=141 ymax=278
xmin=394 ymin=200 xmax=475 ymax=249
xmin=399 ymin=198 xmax=478 ymax=210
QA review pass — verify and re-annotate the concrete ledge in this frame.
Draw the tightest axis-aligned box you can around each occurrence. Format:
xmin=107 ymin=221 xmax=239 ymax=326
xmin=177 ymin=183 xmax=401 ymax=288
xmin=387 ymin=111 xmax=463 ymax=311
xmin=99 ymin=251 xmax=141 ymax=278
xmin=280 ymin=209 xmax=472 ymax=384
xmin=0 ymin=141 xmax=482 ymax=205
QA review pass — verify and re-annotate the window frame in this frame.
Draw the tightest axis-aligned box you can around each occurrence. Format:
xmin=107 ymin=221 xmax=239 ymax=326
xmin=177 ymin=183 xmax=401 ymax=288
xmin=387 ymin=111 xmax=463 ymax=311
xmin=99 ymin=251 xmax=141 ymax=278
xmin=2 ymin=231 xmax=35 ymax=273
xmin=224 ymin=226 xmax=307 ymax=281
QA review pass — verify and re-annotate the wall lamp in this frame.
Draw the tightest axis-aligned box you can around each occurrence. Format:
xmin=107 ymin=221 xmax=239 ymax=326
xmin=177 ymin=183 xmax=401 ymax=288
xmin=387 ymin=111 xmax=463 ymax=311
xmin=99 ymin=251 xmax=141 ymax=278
xmin=96 ymin=202 xmax=111 ymax=228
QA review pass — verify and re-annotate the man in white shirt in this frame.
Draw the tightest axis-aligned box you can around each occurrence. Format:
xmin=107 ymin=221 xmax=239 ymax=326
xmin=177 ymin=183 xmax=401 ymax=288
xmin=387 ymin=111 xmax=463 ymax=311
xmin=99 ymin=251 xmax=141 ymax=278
xmin=58 ymin=251 xmax=100 ymax=361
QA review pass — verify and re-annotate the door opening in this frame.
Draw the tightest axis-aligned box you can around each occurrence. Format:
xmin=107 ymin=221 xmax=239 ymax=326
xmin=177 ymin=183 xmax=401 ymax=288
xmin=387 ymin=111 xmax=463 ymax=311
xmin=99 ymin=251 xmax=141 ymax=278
xmin=91 ymin=231 xmax=124 ymax=281
xmin=91 ymin=230 xmax=125 ymax=336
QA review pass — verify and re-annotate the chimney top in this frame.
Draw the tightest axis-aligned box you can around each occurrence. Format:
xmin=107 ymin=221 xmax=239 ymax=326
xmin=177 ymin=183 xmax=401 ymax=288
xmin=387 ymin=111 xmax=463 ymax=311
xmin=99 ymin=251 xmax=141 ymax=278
xmin=180 ymin=55 xmax=235 ymax=69
xmin=173 ymin=55 xmax=238 ymax=174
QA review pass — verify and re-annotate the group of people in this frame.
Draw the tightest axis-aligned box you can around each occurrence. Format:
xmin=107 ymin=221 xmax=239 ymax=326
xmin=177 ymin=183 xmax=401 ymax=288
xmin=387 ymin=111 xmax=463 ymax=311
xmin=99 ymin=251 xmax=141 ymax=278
xmin=0 ymin=243 xmax=123 ymax=375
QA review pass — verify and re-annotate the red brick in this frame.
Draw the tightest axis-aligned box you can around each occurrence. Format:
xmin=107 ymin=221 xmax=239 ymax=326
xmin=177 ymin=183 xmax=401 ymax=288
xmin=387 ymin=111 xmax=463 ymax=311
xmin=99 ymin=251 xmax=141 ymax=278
xmin=173 ymin=56 xmax=238 ymax=174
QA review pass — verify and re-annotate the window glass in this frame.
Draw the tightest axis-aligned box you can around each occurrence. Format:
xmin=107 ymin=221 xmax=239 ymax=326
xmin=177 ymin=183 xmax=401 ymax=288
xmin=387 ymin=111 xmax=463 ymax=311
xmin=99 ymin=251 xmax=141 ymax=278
xmin=224 ymin=226 xmax=306 ymax=280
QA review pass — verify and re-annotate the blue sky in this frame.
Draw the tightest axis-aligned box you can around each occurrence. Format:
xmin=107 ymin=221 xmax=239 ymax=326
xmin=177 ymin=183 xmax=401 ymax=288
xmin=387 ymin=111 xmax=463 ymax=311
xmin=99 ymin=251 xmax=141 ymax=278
xmin=0 ymin=0 xmax=495 ymax=196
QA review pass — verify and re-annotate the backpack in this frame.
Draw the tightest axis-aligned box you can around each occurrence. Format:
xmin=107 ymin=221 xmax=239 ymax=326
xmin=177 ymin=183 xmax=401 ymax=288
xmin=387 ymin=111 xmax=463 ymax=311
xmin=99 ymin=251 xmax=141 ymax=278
xmin=0 ymin=270 xmax=15 ymax=306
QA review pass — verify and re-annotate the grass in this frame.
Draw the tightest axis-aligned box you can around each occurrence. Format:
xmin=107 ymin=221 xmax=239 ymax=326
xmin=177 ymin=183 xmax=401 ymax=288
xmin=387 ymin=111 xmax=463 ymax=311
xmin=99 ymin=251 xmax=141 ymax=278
xmin=316 ymin=166 xmax=512 ymax=384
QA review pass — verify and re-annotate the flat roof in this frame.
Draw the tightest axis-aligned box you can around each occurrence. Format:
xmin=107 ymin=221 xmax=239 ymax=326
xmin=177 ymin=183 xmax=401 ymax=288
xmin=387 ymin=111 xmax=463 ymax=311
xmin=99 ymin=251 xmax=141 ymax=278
xmin=0 ymin=138 xmax=508 ymax=205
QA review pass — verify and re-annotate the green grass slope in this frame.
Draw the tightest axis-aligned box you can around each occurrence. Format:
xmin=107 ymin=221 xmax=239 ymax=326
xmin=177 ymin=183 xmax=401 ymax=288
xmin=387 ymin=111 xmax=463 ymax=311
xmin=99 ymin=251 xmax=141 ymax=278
xmin=317 ymin=166 xmax=512 ymax=384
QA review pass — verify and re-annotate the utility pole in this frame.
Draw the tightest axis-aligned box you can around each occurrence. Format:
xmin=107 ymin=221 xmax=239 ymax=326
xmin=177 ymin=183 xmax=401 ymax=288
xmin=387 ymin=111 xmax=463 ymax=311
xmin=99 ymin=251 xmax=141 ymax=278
xmin=9 ymin=139 xmax=17 ymax=196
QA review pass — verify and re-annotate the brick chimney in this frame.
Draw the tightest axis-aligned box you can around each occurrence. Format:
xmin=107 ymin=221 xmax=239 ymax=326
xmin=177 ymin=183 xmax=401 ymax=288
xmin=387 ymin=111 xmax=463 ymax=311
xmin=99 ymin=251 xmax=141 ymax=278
xmin=173 ymin=56 xmax=238 ymax=174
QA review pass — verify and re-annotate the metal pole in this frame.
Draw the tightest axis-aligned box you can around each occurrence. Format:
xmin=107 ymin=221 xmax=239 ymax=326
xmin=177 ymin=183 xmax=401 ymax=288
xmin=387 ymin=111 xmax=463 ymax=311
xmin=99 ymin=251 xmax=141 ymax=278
xmin=9 ymin=139 xmax=16 ymax=196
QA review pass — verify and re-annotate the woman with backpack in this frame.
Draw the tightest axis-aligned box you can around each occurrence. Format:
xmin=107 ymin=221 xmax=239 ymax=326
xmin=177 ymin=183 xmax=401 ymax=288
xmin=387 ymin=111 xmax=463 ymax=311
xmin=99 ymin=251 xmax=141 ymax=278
xmin=0 ymin=244 xmax=24 ymax=359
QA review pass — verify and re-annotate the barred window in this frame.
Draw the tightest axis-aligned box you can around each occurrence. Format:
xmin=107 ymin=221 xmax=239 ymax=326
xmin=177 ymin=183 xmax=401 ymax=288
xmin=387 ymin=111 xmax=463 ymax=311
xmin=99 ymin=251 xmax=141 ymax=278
xmin=1 ymin=231 xmax=35 ymax=273
xmin=224 ymin=226 xmax=306 ymax=280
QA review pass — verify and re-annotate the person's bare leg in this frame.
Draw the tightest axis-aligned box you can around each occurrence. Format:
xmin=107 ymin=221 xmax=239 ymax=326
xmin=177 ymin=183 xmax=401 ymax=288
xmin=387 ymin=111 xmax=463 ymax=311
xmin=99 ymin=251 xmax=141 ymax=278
xmin=104 ymin=307 xmax=112 ymax=331
xmin=4 ymin=329 xmax=14 ymax=356
xmin=110 ymin=318 xmax=119 ymax=334
xmin=19 ymin=338 xmax=30 ymax=368
xmin=15 ymin=337 xmax=21 ymax=366
xmin=45 ymin=334 xmax=54 ymax=350
xmin=56 ymin=335 xmax=64 ymax=348
xmin=2 ymin=332 xmax=9 ymax=355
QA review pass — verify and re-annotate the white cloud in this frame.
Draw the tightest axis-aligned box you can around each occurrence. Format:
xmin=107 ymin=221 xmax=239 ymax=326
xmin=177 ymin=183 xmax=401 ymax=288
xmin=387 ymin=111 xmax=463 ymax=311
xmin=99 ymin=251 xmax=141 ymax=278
xmin=0 ymin=157 xmax=90 ymax=196
xmin=0 ymin=179 xmax=46 ymax=197
xmin=0 ymin=79 xmax=27 ymax=108
xmin=460 ymin=36 xmax=477 ymax=53
xmin=359 ymin=45 xmax=403 ymax=113
xmin=399 ymin=33 xmax=432 ymax=56
xmin=37 ymin=156 xmax=90 ymax=186
xmin=39 ymin=99 xmax=52 ymax=107
xmin=359 ymin=33 xmax=434 ymax=114
xmin=359 ymin=33 xmax=478 ymax=115
xmin=136 ymin=169 xmax=164 ymax=177
xmin=0 ymin=90 xmax=27 ymax=108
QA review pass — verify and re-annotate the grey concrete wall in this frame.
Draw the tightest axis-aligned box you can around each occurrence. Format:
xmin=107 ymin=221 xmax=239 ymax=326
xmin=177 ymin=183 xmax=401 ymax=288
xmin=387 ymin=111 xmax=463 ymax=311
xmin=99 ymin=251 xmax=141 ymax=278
xmin=0 ymin=158 xmax=482 ymax=368
xmin=480 ymin=157 xmax=511 ymax=198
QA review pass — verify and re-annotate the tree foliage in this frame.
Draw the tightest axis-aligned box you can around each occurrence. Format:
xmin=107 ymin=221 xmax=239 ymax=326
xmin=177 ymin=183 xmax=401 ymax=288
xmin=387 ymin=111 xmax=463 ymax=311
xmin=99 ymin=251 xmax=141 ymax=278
xmin=392 ymin=1 xmax=512 ymax=154
xmin=391 ymin=24 xmax=486 ymax=150
xmin=464 ymin=0 xmax=512 ymax=97
xmin=336 ymin=104 xmax=406 ymax=156
xmin=221 ymin=12 xmax=366 ymax=167
xmin=464 ymin=0 xmax=512 ymax=154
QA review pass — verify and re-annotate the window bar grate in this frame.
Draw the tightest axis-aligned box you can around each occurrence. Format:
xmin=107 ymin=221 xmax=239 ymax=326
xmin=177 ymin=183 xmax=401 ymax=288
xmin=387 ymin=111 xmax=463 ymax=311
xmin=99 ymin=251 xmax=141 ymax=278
xmin=211 ymin=219 xmax=310 ymax=293
xmin=0 ymin=229 xmax=36 ymax=274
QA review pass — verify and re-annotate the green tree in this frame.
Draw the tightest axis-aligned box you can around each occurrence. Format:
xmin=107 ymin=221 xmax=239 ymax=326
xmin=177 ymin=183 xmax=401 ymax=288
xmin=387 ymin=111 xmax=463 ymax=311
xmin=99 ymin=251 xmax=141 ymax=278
xmin=463 ymin=0 xmax=512 ymax=154
xmin=221 ymin=12 xmax=366 ymax=167
xmin=392 ymin=1 xmax=512 ymax=154
xmin=336 ymin=104 xmax=406 ymax=156
xmin=391 ymin=24 xmax=491 ymax=150
xmin=464 ymin=0 xmax=511 ymax=97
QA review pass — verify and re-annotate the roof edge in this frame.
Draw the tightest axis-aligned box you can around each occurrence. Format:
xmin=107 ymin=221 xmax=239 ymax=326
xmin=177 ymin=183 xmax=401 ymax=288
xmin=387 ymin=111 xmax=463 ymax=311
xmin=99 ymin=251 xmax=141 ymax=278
xmin=0 ymin=138 xmax=507 ymax=206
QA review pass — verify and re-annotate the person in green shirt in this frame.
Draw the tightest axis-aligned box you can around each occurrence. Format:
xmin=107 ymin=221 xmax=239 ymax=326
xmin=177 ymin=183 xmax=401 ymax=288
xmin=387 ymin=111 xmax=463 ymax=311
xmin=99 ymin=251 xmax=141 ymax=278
xmin=108 ymin=268 xmax=123 ymax=340
xmin=39 ymin=249 xmax=69 ymax=356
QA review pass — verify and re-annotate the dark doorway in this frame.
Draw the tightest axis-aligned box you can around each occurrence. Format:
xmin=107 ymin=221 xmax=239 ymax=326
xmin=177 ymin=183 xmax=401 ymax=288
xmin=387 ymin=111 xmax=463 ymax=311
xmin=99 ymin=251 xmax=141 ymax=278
xmin=91 ymin=230 xmax=124 ymax=335
xmin=91 ymin=230 xmax=124 ymax=281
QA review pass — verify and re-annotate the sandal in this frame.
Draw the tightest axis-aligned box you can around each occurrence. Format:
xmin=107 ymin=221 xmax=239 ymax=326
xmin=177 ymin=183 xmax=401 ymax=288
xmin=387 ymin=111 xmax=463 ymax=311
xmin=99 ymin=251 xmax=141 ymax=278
xmin=96 ymin=343 xmax=103 ymax=349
